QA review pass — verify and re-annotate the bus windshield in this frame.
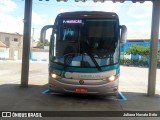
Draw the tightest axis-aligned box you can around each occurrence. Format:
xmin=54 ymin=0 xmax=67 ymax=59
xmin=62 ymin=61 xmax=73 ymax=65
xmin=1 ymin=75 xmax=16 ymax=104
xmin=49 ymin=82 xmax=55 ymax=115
xmin=52 ymin=19 xmax=119 ymax=68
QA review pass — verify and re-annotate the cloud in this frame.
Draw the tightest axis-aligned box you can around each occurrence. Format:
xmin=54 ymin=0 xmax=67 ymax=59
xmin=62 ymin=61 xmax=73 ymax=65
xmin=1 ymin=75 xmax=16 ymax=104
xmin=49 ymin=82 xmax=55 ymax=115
xmin=31 ymin=11 xmax=54 ymax=40
xmin=33 ymin=8 xmax=69 ymax=41
xmin=54 ymin=1 xmax=121 ymax=13
xmin=128 ymin=34 xmax=150 ymax=39
xmin=126 ymin=26 xmax=151 ymax=39
xmin=0 ymin=0 xmax=17 ymax=12
xmin=127 ymin=2 xmax=152 ymax=19
xmin=68 ymin=1 xmax=122 ymax=13
xmin=0 ymin=13 xmax=23 ymax=34
xmin=91 ymin=1 xmax=121 ymax=13
xmin=0 ymin=0 xmax=22 ymax=34
xmin=32 ymin=11 xmax=48 ymax=25
xmin=58 ymin=8 xmax=69 ymax=13
xmin=128 ymin=21 xmax=151 ymax=26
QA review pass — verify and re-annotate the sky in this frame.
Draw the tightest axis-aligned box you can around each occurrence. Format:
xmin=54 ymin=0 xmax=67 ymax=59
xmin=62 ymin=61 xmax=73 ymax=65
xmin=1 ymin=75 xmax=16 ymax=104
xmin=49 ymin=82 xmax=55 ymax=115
xmin=0 ymin=0 xmax=159 ymax=41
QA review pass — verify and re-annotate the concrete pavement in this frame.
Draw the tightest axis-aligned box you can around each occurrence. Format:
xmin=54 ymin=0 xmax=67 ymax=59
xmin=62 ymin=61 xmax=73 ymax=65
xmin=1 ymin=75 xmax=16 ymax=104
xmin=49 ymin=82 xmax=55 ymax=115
xmin=0 ymin=61 xmax=160 ymax=120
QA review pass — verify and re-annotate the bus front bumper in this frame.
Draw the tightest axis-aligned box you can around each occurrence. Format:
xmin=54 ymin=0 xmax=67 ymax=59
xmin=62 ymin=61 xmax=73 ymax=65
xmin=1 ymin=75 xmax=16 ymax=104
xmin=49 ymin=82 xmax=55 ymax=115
xmin=48 ymin=77 xmax=119 ymax=96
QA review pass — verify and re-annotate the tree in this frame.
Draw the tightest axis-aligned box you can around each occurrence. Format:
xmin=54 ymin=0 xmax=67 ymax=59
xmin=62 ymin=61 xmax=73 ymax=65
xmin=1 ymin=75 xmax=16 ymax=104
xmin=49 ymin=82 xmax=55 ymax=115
xmin=37 ymin=41 xmax=43 ymax=48
xmin=44 ymin=40 xmax=50 ymax=46
xmin=37 ymin=39 xmax=50 ymax=48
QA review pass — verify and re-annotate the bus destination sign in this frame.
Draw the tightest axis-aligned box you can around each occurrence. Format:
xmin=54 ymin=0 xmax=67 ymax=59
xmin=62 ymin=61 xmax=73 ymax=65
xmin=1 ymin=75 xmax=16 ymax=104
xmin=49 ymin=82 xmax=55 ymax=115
xmin=63 ymin=20 xmax=82 ymax=24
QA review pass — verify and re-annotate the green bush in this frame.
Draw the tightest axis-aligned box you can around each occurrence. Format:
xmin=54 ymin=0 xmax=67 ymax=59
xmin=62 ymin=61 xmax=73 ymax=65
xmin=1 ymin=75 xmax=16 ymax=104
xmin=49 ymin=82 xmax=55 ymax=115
xmin=125 ymin=44 xmax=150 ymax=60
xmin=122 ymin=44 xmax=160 ymax=68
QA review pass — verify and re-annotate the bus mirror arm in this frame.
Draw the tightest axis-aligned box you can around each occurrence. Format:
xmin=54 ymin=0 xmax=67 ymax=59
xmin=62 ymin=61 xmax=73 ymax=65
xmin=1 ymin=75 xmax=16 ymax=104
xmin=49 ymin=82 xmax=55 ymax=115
xmin=120 ymin=25 xmax=127 ymax=44
xmin=40 ymin=25 xmax=54 ymax=43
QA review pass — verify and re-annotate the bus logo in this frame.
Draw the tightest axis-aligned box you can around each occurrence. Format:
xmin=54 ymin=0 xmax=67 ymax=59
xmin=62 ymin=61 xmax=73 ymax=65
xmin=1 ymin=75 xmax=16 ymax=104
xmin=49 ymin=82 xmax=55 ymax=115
xmin=79 ymin=80 xmax=84 ymax=85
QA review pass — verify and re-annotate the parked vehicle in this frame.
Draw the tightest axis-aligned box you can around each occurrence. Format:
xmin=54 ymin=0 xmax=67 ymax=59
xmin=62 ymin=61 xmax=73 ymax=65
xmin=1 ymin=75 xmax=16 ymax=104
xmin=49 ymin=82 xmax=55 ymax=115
xmin=40 ymin=11 xmax=127 ymax=96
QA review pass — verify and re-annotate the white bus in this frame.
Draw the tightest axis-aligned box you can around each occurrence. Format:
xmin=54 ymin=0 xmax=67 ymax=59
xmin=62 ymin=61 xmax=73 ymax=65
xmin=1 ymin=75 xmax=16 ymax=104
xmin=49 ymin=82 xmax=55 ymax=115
xmin=40 ymin=11 xmax=127 ymax=96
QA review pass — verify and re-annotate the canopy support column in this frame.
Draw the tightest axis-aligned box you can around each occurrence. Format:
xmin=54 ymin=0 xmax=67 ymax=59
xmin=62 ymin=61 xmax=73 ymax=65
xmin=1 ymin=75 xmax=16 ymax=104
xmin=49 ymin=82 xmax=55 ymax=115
xmin=21 ymin=0 xmax=32 ymax=87
xmin=148 ymin=0 xmax=160 ymax=96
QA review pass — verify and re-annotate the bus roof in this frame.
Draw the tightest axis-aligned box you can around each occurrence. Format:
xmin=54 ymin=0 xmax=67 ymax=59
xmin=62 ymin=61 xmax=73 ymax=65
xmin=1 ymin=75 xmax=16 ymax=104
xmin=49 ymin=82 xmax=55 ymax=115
xmin=57 ymin=11 xmax=118 ymax=19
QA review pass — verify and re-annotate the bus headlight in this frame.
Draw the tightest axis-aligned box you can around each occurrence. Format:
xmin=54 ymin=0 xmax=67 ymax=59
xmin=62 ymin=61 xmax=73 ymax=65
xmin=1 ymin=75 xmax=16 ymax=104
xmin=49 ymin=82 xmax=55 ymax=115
xmin=50 ymin=73 xmax=61 ymax=80
xmin=51 ymin=73 xmax=57 ymax=79
xmin=108 ymin=75 xmax=116 ymax=82
xmin=103 ymin=75 xmax=118 ymax=82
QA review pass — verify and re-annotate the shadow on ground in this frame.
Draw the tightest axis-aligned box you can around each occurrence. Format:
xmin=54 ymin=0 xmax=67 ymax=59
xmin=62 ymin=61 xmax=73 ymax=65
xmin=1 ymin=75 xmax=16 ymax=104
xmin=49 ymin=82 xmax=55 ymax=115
xmin=0 ymin=84 xmax=160 ymax=112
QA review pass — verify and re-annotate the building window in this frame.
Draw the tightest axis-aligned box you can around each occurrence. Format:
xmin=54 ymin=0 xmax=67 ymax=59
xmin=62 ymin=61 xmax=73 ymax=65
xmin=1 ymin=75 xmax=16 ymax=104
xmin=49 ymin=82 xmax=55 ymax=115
xmin=5 ymin=37 xmax=9 ymax=41
xmin=14 ymin=38 xmax=18 ymax=42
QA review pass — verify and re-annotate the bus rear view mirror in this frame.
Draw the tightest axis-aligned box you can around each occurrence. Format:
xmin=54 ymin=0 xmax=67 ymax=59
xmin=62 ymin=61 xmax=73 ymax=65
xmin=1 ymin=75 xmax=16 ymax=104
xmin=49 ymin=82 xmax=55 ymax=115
xmin=40 ymin=25 xmax=54 ymax=43
xmin=120 ymin=25 xmax=127 ymax=44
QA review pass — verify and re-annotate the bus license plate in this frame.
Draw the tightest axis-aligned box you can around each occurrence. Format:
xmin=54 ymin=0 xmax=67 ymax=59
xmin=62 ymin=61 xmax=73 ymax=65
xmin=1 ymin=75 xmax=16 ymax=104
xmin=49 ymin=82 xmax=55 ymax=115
xmin=75 ymin=88 xmax=88 ymax=92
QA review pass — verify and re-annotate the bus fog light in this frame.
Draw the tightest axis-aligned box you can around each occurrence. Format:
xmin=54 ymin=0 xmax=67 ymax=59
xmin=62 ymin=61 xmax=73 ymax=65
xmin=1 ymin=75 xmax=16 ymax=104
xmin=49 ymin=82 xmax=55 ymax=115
xmin=108 ymin=75 xmax=116 ymax=82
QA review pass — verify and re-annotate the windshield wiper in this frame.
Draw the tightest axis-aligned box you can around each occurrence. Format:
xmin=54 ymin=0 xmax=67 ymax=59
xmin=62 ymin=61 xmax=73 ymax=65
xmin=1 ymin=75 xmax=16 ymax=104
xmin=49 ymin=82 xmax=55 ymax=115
xmin=87 ymin=51 xmax=102 ymax=71
xmin=83 ymin=41 xmax=102 ymax=71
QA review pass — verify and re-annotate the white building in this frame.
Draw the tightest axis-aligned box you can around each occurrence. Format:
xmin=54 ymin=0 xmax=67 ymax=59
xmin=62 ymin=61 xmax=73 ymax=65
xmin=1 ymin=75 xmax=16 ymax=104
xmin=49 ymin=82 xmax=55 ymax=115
xmin=0 ymin=32 xmax=23 ymax=60
xmin=0 ymin=41 xmax=9 ymax=59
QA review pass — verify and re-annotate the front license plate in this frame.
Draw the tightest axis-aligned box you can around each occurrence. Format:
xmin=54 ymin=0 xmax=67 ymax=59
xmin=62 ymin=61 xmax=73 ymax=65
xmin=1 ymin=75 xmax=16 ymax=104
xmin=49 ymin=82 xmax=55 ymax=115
xmin=75 ymin=88 xmax=88 ymax=92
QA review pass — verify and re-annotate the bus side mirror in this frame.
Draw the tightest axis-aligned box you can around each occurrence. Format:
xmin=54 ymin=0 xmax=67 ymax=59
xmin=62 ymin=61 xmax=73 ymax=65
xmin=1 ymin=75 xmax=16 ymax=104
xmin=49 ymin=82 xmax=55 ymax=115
xmin=120 ymin=25 xmax=127 ymax=43
xmin=40 ymin=25 xmax=54 ymax=43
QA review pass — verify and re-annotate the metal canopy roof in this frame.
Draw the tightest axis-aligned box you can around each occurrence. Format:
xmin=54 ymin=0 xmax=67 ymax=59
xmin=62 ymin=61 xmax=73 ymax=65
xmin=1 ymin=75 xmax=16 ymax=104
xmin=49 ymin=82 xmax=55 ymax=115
xmin=55 ymin=0 xmax=153 ymax=2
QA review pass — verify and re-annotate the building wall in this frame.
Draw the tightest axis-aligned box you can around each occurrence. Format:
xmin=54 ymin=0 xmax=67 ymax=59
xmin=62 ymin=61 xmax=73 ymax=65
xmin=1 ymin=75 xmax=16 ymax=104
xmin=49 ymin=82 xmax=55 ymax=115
xmin=30 ymin=51 xmax=49 ymax=61
xmin=0 ymin=32 xmax=23 ymax=60
xmin=0 ymin=48 xmax=9 ymax=59
xmin=121 ymin=40 xmax=150 ymax=52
